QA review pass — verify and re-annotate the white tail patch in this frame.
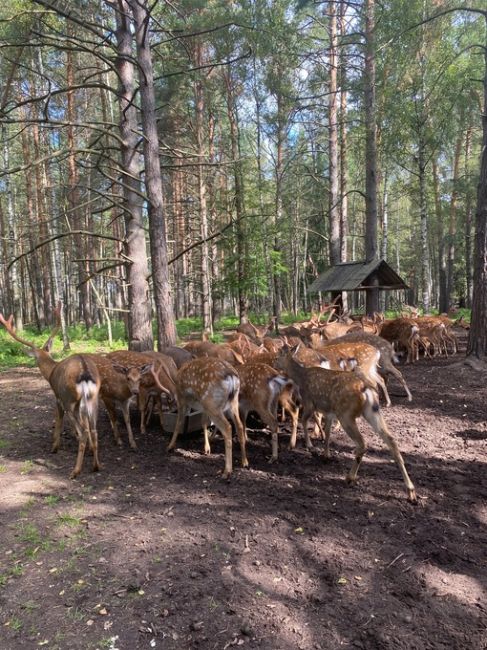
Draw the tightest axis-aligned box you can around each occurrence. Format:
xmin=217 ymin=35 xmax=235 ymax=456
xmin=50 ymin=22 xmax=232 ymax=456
xmin=364 ymin=387 xmax=380 ymax=412
xmin=268 ymin=375 xmax=291 ymax=398
xmin=222 ymin=374 xmax=240 ymax=400
xmin=78 ymin=380 xmax=98 ymax=421
xmin=320 ymin=359 xmax=331 ymax=369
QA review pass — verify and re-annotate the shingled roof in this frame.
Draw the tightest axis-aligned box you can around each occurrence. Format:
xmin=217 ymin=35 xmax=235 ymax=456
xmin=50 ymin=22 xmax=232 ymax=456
xmin=308 ymin=259 xmax=408 ymax=293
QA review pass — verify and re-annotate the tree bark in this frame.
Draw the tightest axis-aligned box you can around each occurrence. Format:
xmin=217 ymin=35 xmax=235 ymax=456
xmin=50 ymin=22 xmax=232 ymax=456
xmin=130 ymin=0 xmax=177 ymax=348
xmin=328 ymin=0 xmax=340 ymax=266
xmin=466 ymin=16 xmax=487 ymax=358
xmin=364 ymin=0 xmax=379 ymax=315
xmin=114 ymin=0 xmax=154 ymax=351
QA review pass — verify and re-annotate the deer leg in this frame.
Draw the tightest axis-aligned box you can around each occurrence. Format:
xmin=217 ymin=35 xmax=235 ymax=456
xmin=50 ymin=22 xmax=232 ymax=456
xmin=207 ymin=409 xmax=233 ymax=479
xmin=203 ymin=420 xmax=212 ymax=455
xmin=337 ymin=413 xmax=366 ymax=485
xmin=322 ymin=413 xmax=335 ymax=459
xmin=363 ymin=405 xmax=417 ymax=503
xmin=300 ymin=405 xmax=315 ymax=450
xmin=103 ymin=397 xmax=123 ymax=447
xmin=376 ymin=374 xmax=392 ymax=407
xmin=286 ymin=398 xmax=300 ymax=450
xmin=65 ymin=411 xmax=89 ymax=479
xmin=227 ymin=396 xmax=248 ymax=469
xmin=385 ymin=364 xmax=413 ymax=402
xmin=138 ymin=390 xmax=148 ymax=435
xmin=255 ymin=406 xmax=279 ymax=463
xmin=167 ymin=409 xmax=187 ymax=451
xmin=51 ymin=401 xmax=64 ymax=453
xmin=121 ymin=400 xmax=137 ymax=450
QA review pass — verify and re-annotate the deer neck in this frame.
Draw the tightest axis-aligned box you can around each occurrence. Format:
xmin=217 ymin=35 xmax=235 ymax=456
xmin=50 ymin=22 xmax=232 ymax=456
xmin=34 ymin=350 xmax=58 ymax=382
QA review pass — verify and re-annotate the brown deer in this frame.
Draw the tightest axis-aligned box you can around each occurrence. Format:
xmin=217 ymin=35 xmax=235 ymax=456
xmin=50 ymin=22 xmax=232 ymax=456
xmin=380 ymin=318 xmax=420 ymax=364
xmin=236 ymin=361 xmax=295 ymax=463
xmin=275 ymin=345 xmax=417 ymax=502
xmin=85 ymin=353 xmax=153 ymax=450
xmin=107 ymin=350 xmax=177 ymax=434
xmin=236 ymin=316 xmax=276 ymax=342
xmin=328 ymin=331 xmax=413 ymax=402
xmin=0 ymin=307 xmax=101 ymax=478
xmin=313 ymin=340 xmax=392 ymax=406
xmin=152 ymin=357 xmax=248 ymax=479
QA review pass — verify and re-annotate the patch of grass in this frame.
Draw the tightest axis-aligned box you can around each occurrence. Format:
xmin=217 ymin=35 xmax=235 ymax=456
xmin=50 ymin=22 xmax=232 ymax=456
xmin=44 ymin=495 xmax=61 ymax=506
xmin=17 ymin=522 xmax=51 ymax=556
xmin=56 ymin=513 xmax=83 ymax=528
xmin=10 ymin=564 xmax=24 ymax=578
xmin=0 ymin=438 xmax=10 ymax=449
xmin=0 ymin=465 xmax=7 ymax=473
xmin=0 ymin=574 xmax=8 ymax=587
xmin=8 ymin=617 xmax=22 ymax=631
xmin=97 ymin=637 xmax=120 ymax=650
xmin=20 ymin=601 xmax=39 ymax=612
xmin=20 ymin=460 xmax=34 ymax=475
xmin=66 ymin=607 xmax=85 ymax=622
xmin=176 ymin=317 xmax=203 ymax=338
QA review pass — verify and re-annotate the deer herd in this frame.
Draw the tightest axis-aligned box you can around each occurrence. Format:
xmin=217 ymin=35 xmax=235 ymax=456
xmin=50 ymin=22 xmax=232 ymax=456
xmin=0 ymin=302 xmax=468 ymax=503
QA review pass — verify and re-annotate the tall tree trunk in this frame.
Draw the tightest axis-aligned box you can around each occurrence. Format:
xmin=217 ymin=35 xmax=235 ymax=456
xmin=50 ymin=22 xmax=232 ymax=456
xmin=418 ymin=133 xmax=431 ymax=312
xmin=193 ymin=41 xmax=213 ymax=335
xmin=464 ymin=124 xmax=473 ymax=308
xmin=364 ymin=0 xmax=379 ymax=315
xmin=130 ymin=0 xmax=176 ymax=348
xmin=446 ymin=131 xmax=463 ymax=309
xmin=65 ymin=36 xmax=90 ymax=328
xmin=466 ymin=16 xmax=487 ymax=359
xmin=2 ymin=125 xmax=22 ymax=329
xmin=381 ymin=175 xmax=388 ymax=261
xmin=339 ymin=0 xmax=348 ymax=264
xmin=224 ymin=67 xmax=248 ymax=323
xmin=328 ymin=0 xmax=340 ymax=266
xmin=433 ymin=160 xmax=447 ymax=312
xmin=114 ymin=0 xmax=154 ymax=351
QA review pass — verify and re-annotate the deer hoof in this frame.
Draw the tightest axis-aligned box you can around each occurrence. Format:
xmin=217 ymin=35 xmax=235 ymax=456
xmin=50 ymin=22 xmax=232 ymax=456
xmin=221 ymin=471 xmax=232 ymax=480
xmin=267 ymin=456 xmax=278 ymax=465
xmin=407 ymin=488 xmax=418 ymax=504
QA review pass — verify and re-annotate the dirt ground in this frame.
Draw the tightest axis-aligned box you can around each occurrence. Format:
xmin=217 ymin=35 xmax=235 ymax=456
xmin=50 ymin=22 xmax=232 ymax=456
xmin=1 ymin=332 xmax=486 ymax=650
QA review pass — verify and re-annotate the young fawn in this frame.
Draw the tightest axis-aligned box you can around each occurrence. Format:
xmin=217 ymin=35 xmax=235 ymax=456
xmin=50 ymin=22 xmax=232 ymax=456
xmin=152 ymin=357 xmax=248 ymax=479
xmin=0 ymin=307 xmax=101 ymax=478
xmin=275 ymin=345 xmax=417 ymax=502
xmin=237 ymin=361 xmax=294 ymax=462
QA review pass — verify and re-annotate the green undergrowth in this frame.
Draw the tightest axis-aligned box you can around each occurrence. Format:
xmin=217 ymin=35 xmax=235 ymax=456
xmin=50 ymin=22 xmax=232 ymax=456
xmin=0 ymin=308 xmax=471 ymax=371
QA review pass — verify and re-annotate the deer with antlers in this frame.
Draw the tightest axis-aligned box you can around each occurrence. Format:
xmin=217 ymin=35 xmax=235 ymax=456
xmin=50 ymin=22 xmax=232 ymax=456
xmin=0 ymin=305 xmax=101 ymax=478
xmin=275 ymin=344 xmax=417 ymax=502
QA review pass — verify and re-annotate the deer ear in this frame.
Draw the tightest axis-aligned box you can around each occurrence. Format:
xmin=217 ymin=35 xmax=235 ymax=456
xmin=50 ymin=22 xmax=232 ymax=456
xmin=112 ymin=364 xmax=128 ymax=375
xmin=140 ymin=363 xmax=153 ymax=375
xmin=25 ymin=347 xmax=40 ymax=359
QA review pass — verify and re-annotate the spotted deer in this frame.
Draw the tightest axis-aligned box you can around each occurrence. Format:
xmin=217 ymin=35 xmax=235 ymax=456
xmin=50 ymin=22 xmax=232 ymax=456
xmin=328 ymin=331 xmax=413 ymax=402
xmin=236 ymin=361 xmax=295 ymax=462
xmin=313 ymin=340 xmax=393 ymax=406
xmin=0 ymin=307 xmax=101 ymax=478
xmin=85 ymin=352 xmax=152 ymax=450
xmin=152 ymin=357 xmax=248 ymax=478
xmin=275 ymin=346 xmax=417 ymax=502
xmin=107 ymin=350 xmax=177 ymax=434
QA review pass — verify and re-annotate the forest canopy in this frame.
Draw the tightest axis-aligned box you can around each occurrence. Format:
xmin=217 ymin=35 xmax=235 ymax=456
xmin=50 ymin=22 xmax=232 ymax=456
xmin=0 ymin=0 xmax=485 ymax=353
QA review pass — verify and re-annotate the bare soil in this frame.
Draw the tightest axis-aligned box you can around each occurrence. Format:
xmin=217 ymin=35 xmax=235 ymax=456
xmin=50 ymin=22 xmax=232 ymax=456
xmin=1 ymin=332 xmax=486 ymax=650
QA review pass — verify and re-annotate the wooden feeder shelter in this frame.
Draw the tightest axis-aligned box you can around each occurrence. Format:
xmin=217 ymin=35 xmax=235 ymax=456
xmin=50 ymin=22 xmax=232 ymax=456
xmin=308 ymin=259 xmax=408 ymax=315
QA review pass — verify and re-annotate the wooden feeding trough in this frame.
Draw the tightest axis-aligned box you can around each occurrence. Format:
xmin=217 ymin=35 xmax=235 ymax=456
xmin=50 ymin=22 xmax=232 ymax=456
xmin=161 ymin=409 xmax=205 ymax=434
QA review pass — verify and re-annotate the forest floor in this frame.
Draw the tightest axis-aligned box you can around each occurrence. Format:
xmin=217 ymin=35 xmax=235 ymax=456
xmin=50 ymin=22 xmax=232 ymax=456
xmin=0 ymin=331 xmax=486 ymax=650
